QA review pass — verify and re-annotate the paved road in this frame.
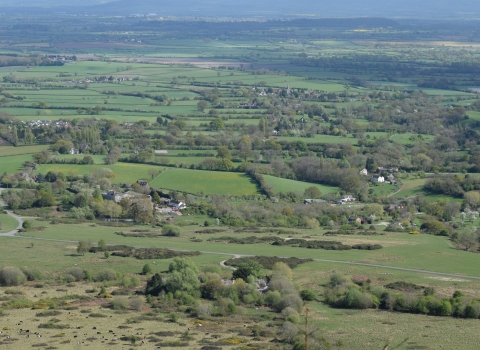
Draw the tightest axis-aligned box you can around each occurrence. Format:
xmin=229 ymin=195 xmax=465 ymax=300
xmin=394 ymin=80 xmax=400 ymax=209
xmin=0 ymin=188 xmax=24 ymax=236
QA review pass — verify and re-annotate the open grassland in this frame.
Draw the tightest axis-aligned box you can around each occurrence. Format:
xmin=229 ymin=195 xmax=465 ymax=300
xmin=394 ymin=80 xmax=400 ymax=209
xmin=309 ymin=302 xmax=480 ymax=350
xmin=18 ymin=220 xmax=480 ymax=278
xmin=150 ymin=168 xmax=259 ymax=196
xmin=0 ymin=276 xmax=267 ymax=350
xmin=263 ymin=175 xmax=338 ymax=195
xmin=1 ymin=233 xmax=480 ymax=349
xmin=0 ymin=213 xmax=19 ymax=233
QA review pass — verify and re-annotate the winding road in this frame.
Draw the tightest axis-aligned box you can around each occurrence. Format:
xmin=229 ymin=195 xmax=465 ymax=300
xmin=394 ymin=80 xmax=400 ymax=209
xmin=1 ymin=187 xmax=479 ymax=280
xmin=0 ymin=188 xmax=24 ymax=236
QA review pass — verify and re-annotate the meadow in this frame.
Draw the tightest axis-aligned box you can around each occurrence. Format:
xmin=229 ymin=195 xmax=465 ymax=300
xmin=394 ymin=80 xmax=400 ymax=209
xmin=38 ymin=162 xmax=162 ymax=184
xmin=150 ymin=168 xmax=259 ymax=196
xmin=263 ymin=175 xmax=338 ymax=195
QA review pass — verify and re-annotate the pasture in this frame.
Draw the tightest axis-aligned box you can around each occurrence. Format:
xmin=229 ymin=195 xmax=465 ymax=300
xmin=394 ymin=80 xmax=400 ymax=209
xmin=263 ymin=175 xmax=338 ymax=195
xmin=150 ymin=168 xmax=259 ymax=196
xmin=19 ymin=220 xmax=480 ymax=278
xmin=38 ymin=162 xmax=161 ymax=184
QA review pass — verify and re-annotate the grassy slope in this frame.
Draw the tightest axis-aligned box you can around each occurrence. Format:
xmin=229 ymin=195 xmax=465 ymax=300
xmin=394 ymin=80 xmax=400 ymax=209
xmin=0 ymin=145 xmax=49 ymax=157
xmin=21 ymin=221 xmax=480 ymax=278
xmin=38 ymin=162 xmax=161 ymax=184
xmin=263 ymin=175 xmax=338 ymax=195
xmin=150 ymin=168 xmax=259 ymax=196
xmin=0 ymin=212 xmax=19 ymax=233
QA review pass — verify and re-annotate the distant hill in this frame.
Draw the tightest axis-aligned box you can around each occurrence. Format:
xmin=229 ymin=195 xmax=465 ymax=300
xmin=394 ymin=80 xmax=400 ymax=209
xmin=1 ymin=0 xmax=480 ymax=19
xmin=87 ymin=0 xmax=480 ymax=18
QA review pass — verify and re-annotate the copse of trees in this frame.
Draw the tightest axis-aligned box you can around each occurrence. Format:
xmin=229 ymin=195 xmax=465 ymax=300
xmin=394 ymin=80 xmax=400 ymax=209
xmin=322 ymin=274 xmax=480 ymax=320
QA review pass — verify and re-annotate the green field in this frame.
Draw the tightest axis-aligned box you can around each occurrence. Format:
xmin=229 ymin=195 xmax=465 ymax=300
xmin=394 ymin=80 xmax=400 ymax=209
xmin=38 ymin=162 xmax=162 ymax=183
xmin=0 ymin=212 xmax=19 ymax=233
xmin=18 ymin=220 xmax=480 ymax=278
xmin=150 ymin=168 xmax=259 ymax=196
xmin=0 ymin=144 xmax=49 ymax=157
xmin=0 ymin=154 xmax=34 ymax=174
xmin=263 ymin=175 xmax=338 ymax=195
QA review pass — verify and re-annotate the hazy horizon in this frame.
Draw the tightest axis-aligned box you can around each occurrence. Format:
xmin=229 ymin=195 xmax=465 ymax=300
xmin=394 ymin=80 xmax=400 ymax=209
xmin=0 ymin=0 xmax=479 ymax=19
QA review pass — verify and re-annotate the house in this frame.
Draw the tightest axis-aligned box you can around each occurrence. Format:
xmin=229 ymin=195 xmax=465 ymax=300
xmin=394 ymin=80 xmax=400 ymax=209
xmin=348 ymin=216 xmax=362 ymax=224
xmin=359 ymin=168 xmax=368 ymax=176
xmin=102 ymin=190 xmax=151 ymax=204
xmin=155 ymin=150 xmax=169 ymax=155
xmin=136 ymin=180 xmax=149 ymax=187
xmin=168 ymin=200 xmax=187 ymax=210
xmin=304 ymin=199 xmax=327 ymax=205
xmin=334 ymin=195 xmax=355 ymax=204
xmin=387 ymin=204 xmax=405 ymax=212
xmin=69 ymin=148 xmax=80 ymax=155
xmin=370 ymin=175 xmax=385 ymax=183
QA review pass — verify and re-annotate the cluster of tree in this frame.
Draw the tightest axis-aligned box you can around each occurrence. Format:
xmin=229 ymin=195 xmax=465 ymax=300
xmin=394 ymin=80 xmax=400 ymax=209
xmin=2 ymin=188 xmax=55 ymax=209
xmin=425 ymin=175 xmax=480 ymax=197
xmin=324 ymin=274 xmax=480 ymax=320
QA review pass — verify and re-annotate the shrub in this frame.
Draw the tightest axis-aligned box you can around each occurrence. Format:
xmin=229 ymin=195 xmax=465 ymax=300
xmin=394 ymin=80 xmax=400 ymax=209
xmin=95 ymin=269 xmax=117 ymax=282
xmin=142 ymin=264 xmax=152 ymax=275
xmin=162 ymin=225 xmax=182 ymax=237
xmin=197 ymin=303 xmax=213 ymax=317
xmin=129 ymin=297 xmax=144 ymax=311
xmin=68 ymin=267 xmax=85 ymax=281
xmin=300 ymin=289 xmax=316 ymax=301
xmin=465 ymin=302 xmax=480 ymax=319
xmin=60 ymin=274 xmax=76 ymax=283
xmin=268 ymin=276 xmax=296 ymax=295
xmin=0 ymin=266 xmax=27 ymax=286
xmin=22 ymin=220 xmax=32 ymax=229
xmin=276 ymin=294 xmax=303 ymax=313
xmin=282 ymin=321 xmax=299 ymax=343
xmin=344 ymin=288 xmax=374 ymax=309
xmin=110 ymin=297 xmax=129 ymax=310
xmin=21 ymin=267 xmax=43 ymax=281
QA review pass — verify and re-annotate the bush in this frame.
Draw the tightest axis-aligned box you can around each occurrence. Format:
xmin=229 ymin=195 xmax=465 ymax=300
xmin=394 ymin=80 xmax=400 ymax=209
xmin=95 ymin=269 xmax=117 ymax=282
xmin=129 ymin=297 xmax=144 ymax=311
xmin=60 ymin=274 xmax=76 ymax=283
xmin=110 ymin=297 xmax=129 ymax=310
xmin=68 ymin=267 xmax=85 ymax=281
xmin=197 ymin=303 xmax=213 ymax=317
xmin=344 ymin=288 xmax=374 ymax=309
xmin=162 ymin=225 xmax=182 ymax=237
xmin=22 ymin=220 xmax=32 ymax=229
xmin=276 ymin=294 xmax=303 ymax=313
xmin=0 ymin=266 xmax=27 ymax=286
xmin=282 ymin=321 xmax=299 ymax=343
xmin=142 ymin=264 xmax=152 ymax=275
xmin=300 ymin=289 xmax=316 ymax=301
xmin=21 ymin=267 xmax=43 ymax=281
